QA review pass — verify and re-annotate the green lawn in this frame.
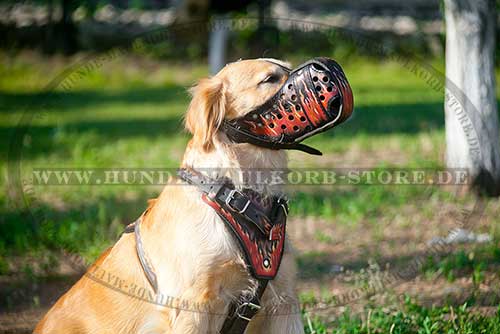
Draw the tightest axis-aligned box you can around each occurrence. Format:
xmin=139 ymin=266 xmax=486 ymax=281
xmin=305 ymin=298 xmax=500 ymax=334
xmin=1 ymin=51 xmax=500 ymax=332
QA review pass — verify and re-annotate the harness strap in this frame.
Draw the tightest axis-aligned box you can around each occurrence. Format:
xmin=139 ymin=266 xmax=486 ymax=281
xmin=134 ymin=216 xmax=159 ymax=293
xmin=219 ymin=280 xmax=268 ymax=334
xmin=123 ymin=214 xmax=159 ymax=293
xmin=178 ymin=168 xmax=276 ymax=236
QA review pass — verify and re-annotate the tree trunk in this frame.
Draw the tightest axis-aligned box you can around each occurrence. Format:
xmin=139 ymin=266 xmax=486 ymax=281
xmin=208 ymin=14 xmax=229 ymax=75
xmin=444 ymin=0 xmax=500 ymax=196
xmin=59 ymin=0 xmax=78 ymax=54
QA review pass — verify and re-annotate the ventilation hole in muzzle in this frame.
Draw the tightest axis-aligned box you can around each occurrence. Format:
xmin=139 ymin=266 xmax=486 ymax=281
xmin=320 ymin=95 xmax=325 ymax=101
xmin=277 ymin=114 xmax=283 ymax=119
xmin=305 ymin=125 xmax=312 ymax=131
xmin=295 ymin=105 xmax=301 ymax=111
xmin=315 ymin=86 xmax=321 ymax=92
xmin=300 ymin=116 xmax=306 ymax=122
xmin=328 ymin=96 xmax=342 ymax=117
xmin=327 ymin=86 xmax=333 ymax=92
xmin=293 ymin=126 xmax=299 ymax=132
xmin=312 ymin=76 xmax=318 ymax=82
xmin=288 ymin=115 xmax=294 ymax=120
xmin=312 ymin=63 xmax=324 ymax=71
xmin=281 ymin=124 xmax=287 ymax=130
xmin=288 ymin=84 xmax=293 ymax=90
xmin=322 ymin=76 xmax=329 ymax=82
xmin=269 ymin=123 xmax=275 ymax=128
xmin=291 ymin=94 xmax=296 ymax=101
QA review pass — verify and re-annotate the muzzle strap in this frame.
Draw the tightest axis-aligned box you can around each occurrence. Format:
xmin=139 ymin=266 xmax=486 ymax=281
xmin=221 ymin=121 xmax=323 ymax=155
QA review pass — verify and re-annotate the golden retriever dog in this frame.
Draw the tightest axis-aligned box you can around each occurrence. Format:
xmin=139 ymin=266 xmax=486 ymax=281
xmin=35 ymin=57 xmax=353 ymax=334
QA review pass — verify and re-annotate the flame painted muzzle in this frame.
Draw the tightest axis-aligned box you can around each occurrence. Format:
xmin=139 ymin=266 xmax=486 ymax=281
xmin=222 ymin=57 xmax=354 ymax=155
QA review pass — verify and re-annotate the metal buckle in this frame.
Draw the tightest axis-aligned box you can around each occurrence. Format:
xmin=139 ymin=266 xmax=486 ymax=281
xmin=225 ymin=189 xmax=251 ymax=214
xmin=269 ymin=226 xmax=280 ymax=241
xmin=278 ymin=197 xmax=289 ymax=216
xmin=236 ymin=302 xmax=261 ymax=321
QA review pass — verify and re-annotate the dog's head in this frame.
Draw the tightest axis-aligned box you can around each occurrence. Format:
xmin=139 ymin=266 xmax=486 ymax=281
xmin=185 ymin=58 xmax=291 ymax=151
xmin=185 ymin=58 xmax=353 ymax=154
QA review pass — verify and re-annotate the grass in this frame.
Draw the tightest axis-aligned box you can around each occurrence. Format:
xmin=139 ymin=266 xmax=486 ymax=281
xmin=303 ymin=298 xmax=500 ymax=334
xmin=422 ymin=243 xmax=500 ymax=284
xmin=1 ymin=50 xmax=500 ymax=331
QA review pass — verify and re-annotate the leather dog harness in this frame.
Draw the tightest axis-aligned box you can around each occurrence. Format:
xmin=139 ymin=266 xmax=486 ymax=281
xmin=125 ymin=168 xmax=288 ymax=334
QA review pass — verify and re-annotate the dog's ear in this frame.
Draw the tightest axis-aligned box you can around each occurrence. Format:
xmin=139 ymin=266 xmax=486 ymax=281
xmin=185 ymin=76 xmax=226 ymax=151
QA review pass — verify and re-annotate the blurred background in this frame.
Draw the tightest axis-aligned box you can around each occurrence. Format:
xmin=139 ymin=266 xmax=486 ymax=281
xmin=1 ymin=0 xmax=500 ymax=332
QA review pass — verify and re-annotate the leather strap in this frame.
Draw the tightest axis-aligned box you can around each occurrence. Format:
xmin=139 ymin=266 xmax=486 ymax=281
xmin=221 ymin=121 xmax=323 ymax=156
xmin=134 ymin=216 xmax=159 ymax=293
xmin=122 ymin=213 xmax=159 ymax=293
xmin=219 ymin=280 xmax=268 ymax=334
xmin=178 ymin=168 xmax=276 ymax=236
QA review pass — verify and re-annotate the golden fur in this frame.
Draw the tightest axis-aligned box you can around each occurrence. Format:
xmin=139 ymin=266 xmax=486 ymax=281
xmin=35 ymin=58 xmax=304 ymax=334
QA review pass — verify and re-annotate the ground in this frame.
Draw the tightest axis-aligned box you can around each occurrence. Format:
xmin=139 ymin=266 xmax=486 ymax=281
xmin=1 ymin=51 xmax=500 ymax=333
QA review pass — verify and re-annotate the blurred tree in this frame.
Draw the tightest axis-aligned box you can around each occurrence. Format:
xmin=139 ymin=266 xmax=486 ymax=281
xmin=444 ymin=0 xmax=500 ymax=196
xmin=42 ymin=0 xmax=79 ymax=54
xmin=173 ymin=0 xmax=271 ymax=74
xmin=58 ymin=0 xmax=78 ymax=54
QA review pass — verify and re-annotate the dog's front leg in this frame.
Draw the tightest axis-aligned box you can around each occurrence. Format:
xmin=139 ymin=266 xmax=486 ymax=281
xmin=170 ymin=283 xmax=227 ymax=334
xmin=246 ymin=251 xmax=305 ymax=334
xmin=245 ymin=288 xmax=304 ymax=334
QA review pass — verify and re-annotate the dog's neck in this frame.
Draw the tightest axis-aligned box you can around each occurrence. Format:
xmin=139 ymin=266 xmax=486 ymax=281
xmin=181 ymin=137 xmax=287 ymax=195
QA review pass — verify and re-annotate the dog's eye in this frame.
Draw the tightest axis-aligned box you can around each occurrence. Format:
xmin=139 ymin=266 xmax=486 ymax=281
xmin=260 ymin=74 xmax=280 ymax=85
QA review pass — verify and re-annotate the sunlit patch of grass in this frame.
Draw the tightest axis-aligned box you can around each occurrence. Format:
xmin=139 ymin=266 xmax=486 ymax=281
xmin=288 ymin=184 xmax=460 ymax=224
xmin=303 ymin=297 xmax=500 ymax=334
xmin=422 ymin=244 xmax=500 ymax=283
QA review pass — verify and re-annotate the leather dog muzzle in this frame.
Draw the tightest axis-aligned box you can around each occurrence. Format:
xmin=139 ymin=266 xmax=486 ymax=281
xmin=222 ymin=57 xmax=354 ymax=155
